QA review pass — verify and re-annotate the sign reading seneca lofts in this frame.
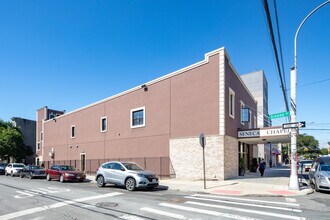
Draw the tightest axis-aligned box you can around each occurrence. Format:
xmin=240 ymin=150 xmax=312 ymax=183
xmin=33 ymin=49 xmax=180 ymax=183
xmin=238 ymin=128 xmax=291 ymax=138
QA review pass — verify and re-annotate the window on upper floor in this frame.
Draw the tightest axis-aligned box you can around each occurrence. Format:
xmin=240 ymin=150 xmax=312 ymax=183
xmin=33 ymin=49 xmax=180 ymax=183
xmin=240 ymin=101 xmax=245 ymax=125
xmin=229 ymin=88 xmax=235 ymax=119
xmin=71 ymin=125 xmax=75 ymax=138
xmin=101 ymin=117 xmax=107 ymax=132
xmin=131 ymin=107 xmax=145 ymax=128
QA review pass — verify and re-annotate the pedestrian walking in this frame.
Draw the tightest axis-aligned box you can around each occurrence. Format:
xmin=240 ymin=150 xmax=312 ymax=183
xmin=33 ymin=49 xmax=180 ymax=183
xmin=258 ymin=159 xmax=266 ymax=177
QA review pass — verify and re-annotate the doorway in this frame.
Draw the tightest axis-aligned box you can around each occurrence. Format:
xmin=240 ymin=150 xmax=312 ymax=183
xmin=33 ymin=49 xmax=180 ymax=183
xmin=80 ymin=153 xmax=86 ymax=173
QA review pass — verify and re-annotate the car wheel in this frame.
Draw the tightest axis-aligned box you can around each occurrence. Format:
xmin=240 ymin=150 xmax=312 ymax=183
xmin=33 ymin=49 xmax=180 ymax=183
xmin=125 ymin=178 xmax=136 ymax=191
xmin=314 ymin=178 xmax=320 ymax=192
xmin=20 ymin=173 xmax=24 ymax=178
xmin=60 ymin=174 xmax=65 ymax=183
xmin=46 ymin=174 xmax=51 ymax=181
xmin=29 ymin=172 xmax=33 ymax=180
xmin=96 ymin=176 xmax=105 ymax=187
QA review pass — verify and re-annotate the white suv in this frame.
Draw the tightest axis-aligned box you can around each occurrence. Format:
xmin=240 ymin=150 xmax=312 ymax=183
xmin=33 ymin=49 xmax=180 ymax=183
xmin=5 ymin=163 xmax=25 ymax=177
xmin=96 ymin=161 xmax=159 ymax=191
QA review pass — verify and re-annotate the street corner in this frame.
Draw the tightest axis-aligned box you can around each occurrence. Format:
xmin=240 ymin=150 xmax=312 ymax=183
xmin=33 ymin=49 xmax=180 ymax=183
xmin=268 ymin=190 xmax=298 ymax=196
xmin=210 ymin=189 xmax=242 ymax=195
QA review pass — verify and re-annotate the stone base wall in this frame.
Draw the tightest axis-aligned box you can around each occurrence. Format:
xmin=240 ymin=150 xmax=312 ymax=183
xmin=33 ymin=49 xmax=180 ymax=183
xmin=170 ymin=135 xmax=224 ymax=180
xmin=224 ymin=135 xmax=239 ymax=179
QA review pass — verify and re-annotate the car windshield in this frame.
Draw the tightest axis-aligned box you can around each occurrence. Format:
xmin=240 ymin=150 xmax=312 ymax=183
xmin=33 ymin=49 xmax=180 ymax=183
xmin=30 ymin=165 xmax=43 ymax=170
xmin=13 ymin=164 xmax=25 ymax=168
xmin=320 ymin=165 xmax=330 ymax=171
xmin=60 ymin=165 xmax=77 ymax=171
xmin=122 ymin=163 xmax=144 ymax=171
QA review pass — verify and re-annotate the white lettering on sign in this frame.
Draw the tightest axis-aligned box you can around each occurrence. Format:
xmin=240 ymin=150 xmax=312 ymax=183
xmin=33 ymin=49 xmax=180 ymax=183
xmin=238 ymin=130 xmax=260 ymax=138
xmin=238 ymin=128 xmax=290 ymax=138
xmin=14 ymin=187 xmax=70 ymax=199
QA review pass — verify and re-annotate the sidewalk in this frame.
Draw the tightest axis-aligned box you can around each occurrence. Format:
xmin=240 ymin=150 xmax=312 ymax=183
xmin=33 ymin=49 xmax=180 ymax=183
xmin=87 ymin=165 xmax=313 ymax=197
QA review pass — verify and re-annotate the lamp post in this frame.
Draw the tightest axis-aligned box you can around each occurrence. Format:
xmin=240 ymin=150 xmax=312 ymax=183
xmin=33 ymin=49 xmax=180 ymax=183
xmin=289 ymin=0 xmax=330 ymax=190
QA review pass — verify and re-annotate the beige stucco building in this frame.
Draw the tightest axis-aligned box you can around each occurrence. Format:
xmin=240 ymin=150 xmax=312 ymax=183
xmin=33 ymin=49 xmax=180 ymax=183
xmin=36 ymin=47 xmax=262 ymax=180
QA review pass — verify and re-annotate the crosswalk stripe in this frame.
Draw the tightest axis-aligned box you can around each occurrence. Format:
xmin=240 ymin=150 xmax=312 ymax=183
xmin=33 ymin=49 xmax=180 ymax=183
xmin=185 ymin=196 xmax=302 ymax=212
xmin=186 ymin=201 xmax=305 ymax=220
xmin=119 ymin=214 xmax=145 ymax=220
xmin=0 ymin=192 xmax=123 ymax=220
xmin=141 ymin=207 xmax=188 ymax=219
xmin=159 ymin=203 xmax=262 ymax=220
xmin=190 ymin=194 xmax=300 ymax=207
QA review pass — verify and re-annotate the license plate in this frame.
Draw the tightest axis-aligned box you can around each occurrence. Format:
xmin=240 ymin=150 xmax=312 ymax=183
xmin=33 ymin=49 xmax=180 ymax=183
xmin=152 ymin=179 xmax=156 ymax=183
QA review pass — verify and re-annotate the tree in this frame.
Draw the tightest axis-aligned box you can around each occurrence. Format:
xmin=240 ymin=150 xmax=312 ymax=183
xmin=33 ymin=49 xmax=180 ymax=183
xmin=319 ymin=148 xmax=329 ymax=156
xmin=0 ymin=119 xmax=31 ymax=162
xmin=297 ymin=134 xmax=319 ymax=158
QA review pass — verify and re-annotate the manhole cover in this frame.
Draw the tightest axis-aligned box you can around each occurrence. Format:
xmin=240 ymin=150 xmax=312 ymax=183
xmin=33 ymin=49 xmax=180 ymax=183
xmin=95 ymin=202 xmax=118 ymax=208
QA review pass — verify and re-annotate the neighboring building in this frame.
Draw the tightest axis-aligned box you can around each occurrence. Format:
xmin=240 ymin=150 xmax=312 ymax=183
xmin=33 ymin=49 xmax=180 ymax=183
xmin=11 ymin=117 xmax=36 ymax=164
xmin=37 ymin=47 xmax=287 ymax=180
xmin=241 ymin=70 xmax=283 ymax=166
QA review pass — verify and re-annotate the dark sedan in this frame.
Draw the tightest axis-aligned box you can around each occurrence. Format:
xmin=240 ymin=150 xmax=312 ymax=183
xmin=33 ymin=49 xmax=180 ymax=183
xmin=19 ymin=165 xmax=46 ymax=179
xmin=46 ymin=165 xmax=86 ymax=183
xmin=0 ymin=163 xmax=8 ymax=175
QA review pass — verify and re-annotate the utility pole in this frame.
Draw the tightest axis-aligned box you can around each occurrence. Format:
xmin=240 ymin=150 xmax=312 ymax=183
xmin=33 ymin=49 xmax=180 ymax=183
xmin=289 ymin=0 xmax=330 ymax=190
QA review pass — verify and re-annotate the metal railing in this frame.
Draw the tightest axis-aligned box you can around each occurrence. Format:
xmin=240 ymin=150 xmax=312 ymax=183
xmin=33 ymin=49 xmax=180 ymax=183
xmin=43 ymin=157 xmax=175 ymax=179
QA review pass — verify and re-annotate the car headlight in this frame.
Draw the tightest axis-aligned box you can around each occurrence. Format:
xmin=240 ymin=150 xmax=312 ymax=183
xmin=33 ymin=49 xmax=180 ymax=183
xmin=137 ymin=174 xmax=145 ymax=178
xmin=65 ymin=173 xmax=75 ymax=177
xmin=319 ymin=175 xmax=325 ymax=180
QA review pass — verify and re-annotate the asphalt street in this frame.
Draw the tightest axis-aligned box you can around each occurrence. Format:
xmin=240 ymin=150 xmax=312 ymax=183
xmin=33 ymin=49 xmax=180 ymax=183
xmin=0 ymin=174 xmax=329 ymax=220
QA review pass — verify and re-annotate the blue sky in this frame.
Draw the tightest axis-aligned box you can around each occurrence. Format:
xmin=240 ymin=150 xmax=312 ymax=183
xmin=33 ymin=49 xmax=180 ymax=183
xmin=0 ymin=1 xmax=329 ymax=148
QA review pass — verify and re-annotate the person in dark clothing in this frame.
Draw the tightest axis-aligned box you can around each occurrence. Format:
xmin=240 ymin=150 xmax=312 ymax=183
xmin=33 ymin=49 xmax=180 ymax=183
xmin=259 ymin=159 xmax=266 ymax=177
xmin=269 ymin=159 xmax=272 ymax=168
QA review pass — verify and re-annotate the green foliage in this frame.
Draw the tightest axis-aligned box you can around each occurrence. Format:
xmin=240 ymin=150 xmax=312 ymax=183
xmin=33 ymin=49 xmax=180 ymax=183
xmin=297 ymin=134 xmax=319 ymax=157
xmin=239 ymin=157 xmax=246 ymax=169
xmin=319 ymin=148 xmax=329 ymax=156
xmin=0 ymin=119 xmax=30 ymax=162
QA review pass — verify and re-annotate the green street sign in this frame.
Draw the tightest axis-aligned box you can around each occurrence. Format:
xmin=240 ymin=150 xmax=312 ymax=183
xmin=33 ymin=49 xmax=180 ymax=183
xmin=269 ymin=111 xmax=290 ymax=119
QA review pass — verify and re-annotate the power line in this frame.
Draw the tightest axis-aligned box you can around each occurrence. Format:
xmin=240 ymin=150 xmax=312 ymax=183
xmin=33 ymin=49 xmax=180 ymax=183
xmin=262 ymin=0 xmax=290 ymax=113
xmin=286 ymin=77 xmax=330 ymax=91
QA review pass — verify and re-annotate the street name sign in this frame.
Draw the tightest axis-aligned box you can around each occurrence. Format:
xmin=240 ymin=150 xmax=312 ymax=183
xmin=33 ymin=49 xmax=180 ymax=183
xmin=269 ymin=111 xmax=290 ymax=119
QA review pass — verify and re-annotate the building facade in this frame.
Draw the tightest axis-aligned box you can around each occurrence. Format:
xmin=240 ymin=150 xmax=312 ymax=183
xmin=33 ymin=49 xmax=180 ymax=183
xmin=11 ymin=117 xmax=36 ymax=164
xmin=36 ymin=48 xmax=258 ymax=180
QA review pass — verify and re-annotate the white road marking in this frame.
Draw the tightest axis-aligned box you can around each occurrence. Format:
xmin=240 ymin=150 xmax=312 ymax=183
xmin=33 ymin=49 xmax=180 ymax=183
xmin=141 ymin=207 xmax=188 ymax=219
xmin=0 ymin=192 xmax=123 ymax=220
xmin=13 ymin=187 xmax=71 ymax=199
xmin=186 ymin=201 xmax=305 ymax=220
xmin=159 ymin=203 xmax=262 ymax=220
xmin=286 ymin=198 xmax=297 ymax=203
xmin=185 ymin=196 xmax=302 ymax=212
xmin=190 ymin=194 xmax=300 ymax=207
xmin=119 ymin=214 xmax=145 ymax=220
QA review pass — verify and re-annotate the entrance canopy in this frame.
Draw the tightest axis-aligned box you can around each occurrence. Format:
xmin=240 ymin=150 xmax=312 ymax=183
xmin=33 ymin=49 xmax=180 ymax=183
xmin=238 ymin=126 xmax=291 ymax=144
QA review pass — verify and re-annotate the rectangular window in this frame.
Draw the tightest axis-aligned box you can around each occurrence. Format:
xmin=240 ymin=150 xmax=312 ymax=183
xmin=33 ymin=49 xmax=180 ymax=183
xmin=130 ymin=107 xmax=145 ymax=128
xmin=101 ymin=117 xmax=107 ymax=132
xmin=240 ymin=101 xmax=245 ymax=125
xmin=40 ymin=132 xmax=43 ymax=141
xmin=37 ymin=142 xmax=40 ymax=151
xmin=71 ymin=125 xmax=75 ymax=138
xmin=229 ymin=88 xmax=235 ymax=119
